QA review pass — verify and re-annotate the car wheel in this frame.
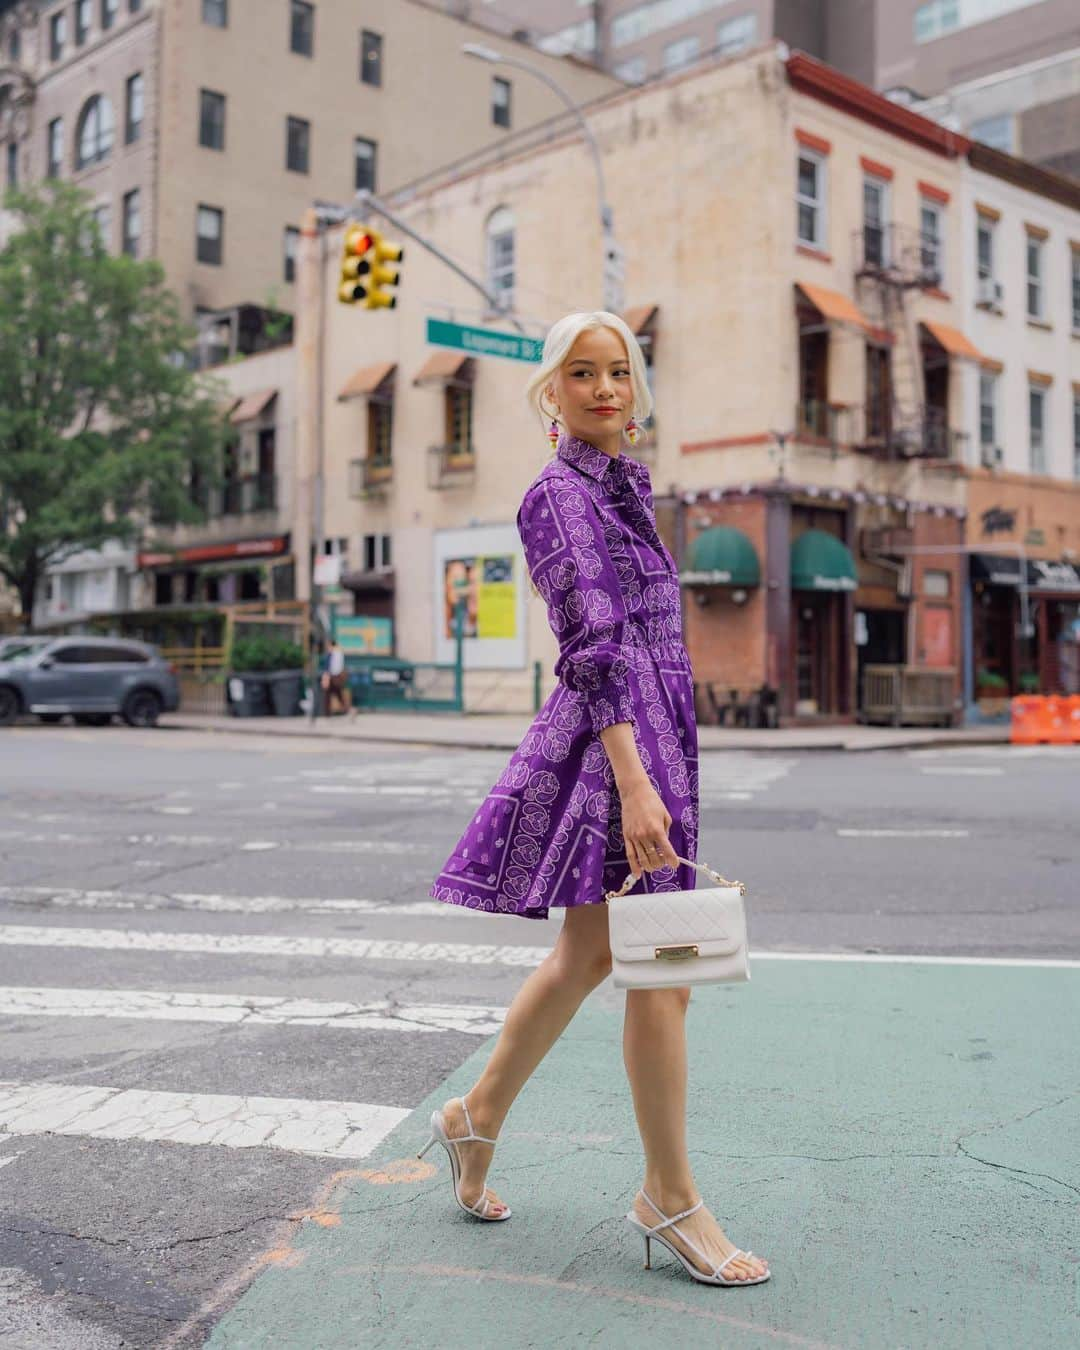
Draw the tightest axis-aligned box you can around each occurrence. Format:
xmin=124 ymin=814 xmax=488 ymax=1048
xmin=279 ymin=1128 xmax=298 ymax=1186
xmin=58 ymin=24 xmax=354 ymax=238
xmin=122 ymin=689 xmax=162 ymax=728
xmin=74 ymin=713 xmax=112 ymax=727
xmin=0 ymin=686 xmax=20 ymax=727
xmin=38 ymin=713 xmax=65 ymax=724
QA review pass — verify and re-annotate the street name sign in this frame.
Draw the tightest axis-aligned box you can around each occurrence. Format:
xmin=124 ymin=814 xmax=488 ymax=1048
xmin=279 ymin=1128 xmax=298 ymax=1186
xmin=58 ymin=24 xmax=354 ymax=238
xmin=426 ymin=317 xmax=542 ymax=363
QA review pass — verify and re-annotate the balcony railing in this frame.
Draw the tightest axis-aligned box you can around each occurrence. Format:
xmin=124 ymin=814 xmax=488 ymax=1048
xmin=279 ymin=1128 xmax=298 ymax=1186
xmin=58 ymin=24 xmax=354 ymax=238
xmin=361 ymin=456 xmax=393 ymax=493
xmin=853 ymin=222 xmax=942 ymax=290
xmin=427 ymin=443 xmax=476 ymax=490
xmin=188 ymin=474 xmax=278 ymax=518
xmin=796 ymin=402 xmax=967 ymax=461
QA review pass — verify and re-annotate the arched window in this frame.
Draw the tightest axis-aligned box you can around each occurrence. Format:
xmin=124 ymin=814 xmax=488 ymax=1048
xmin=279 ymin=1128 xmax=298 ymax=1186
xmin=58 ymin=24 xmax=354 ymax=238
xmin=75 ymin=94 xmax=114 ymax=169
xmin=485 ymin=207 xmax=514 ymax=312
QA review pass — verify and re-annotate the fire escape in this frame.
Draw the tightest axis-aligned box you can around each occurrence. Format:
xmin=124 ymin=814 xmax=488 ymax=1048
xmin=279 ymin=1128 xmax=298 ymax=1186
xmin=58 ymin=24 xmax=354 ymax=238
xmin=852 ymin=223 xmax=963 ymax=462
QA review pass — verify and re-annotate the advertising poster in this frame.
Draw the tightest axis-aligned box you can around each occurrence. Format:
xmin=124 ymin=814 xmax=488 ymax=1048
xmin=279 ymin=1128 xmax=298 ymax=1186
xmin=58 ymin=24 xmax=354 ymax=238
xmin=443 ymin=555 xmax=516 ymax=640
xmin=434 ymin=525 xmax=526 ymax=669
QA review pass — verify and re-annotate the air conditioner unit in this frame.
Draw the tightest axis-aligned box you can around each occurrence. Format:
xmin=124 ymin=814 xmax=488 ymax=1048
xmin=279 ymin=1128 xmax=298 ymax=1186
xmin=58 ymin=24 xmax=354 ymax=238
xmin=977 ymin=276 xmax=1003 ymax=307
xmin=980 ymin=444 xmax=1003 ymax=469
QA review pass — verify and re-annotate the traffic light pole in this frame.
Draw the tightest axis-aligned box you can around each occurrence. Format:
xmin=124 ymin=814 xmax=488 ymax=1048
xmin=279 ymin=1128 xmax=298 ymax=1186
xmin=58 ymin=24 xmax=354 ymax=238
xmin=350 ymin=190 xmax=529 ymax=334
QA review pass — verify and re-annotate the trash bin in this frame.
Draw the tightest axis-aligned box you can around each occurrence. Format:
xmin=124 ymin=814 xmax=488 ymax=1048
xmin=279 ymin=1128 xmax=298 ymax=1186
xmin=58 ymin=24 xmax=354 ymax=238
xmin=226 ymin=672 xmax=270 ymax=717
xmin=266 ymin=670 xmax=303 ymax=717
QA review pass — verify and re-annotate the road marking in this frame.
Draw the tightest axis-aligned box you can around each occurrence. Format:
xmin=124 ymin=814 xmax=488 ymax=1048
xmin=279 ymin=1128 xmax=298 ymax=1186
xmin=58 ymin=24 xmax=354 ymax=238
xmin=919 ymin=766 xmax=1004 ymax=776
xmin=0 ymin=924 xmax=549 ymax=967
xmin=0 ymin=885 xmax=462 ymax=917
xmin=0 ymin=830 xmax=417 ymax=855
xmin=240 ymin=840 xmax=280 ymax=851
xmin=836 ymin=828 xmax=970 ymax=838
xmin=0 ymin=986 xmax=507 ymax=1034
xmin=754 ymin=950 xmax=1080 ymax=969
xmin=157 ymin=805 xmax=194 ymax=814
xmin=0 ymin=1151 xmax=24 ymax=1169
xmin=0 ymin=1080 xmax=410 ymax=1159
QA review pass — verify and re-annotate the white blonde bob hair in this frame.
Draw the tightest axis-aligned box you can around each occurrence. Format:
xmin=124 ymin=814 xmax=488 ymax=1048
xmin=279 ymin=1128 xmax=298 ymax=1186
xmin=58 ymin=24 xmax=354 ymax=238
xmin=524 ymin=310 xmax=653 ymax=442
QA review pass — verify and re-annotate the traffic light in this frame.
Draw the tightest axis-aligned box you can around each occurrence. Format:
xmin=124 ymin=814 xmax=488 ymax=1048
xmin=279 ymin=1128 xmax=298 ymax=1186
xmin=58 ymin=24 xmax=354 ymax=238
xmin=338 ymin=223 xmax=404 ymax=309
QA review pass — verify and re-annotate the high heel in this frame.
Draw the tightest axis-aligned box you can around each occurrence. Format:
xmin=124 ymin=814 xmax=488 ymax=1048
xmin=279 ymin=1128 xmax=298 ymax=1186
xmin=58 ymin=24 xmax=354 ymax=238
xmin=625 ymin=1189 xmax=769 ymax=1286
xmin=416 ymin=1095 xmax=511 ymax=1222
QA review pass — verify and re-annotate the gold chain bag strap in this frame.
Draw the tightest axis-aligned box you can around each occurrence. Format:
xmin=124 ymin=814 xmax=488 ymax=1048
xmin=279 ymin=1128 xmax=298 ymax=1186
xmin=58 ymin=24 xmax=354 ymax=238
xmin=604 ymin=856 xmax=750 ymax=990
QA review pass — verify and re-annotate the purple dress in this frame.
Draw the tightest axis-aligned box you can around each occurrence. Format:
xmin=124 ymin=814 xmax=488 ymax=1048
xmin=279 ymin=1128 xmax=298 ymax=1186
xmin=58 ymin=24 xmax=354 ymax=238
xmin=430 ymin=431 xmax=699 ymax=921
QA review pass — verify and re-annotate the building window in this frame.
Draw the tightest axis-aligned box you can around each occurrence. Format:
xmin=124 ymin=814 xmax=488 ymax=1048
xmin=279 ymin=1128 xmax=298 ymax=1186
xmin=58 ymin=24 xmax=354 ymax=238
xmin=47 ymin=117 xmax=63 ymax=178
xmin=125 ymin=73 xmax=143 ymax=144
xmin=862 ymin=175 xmax=890 ymax=268
xmin=75 ymin=95 xmax=115 ymax=169
xmin=122 ymin=188 xmax=140 ymax=257
xmin=796 ymin=149 xmax=826 ymax=250
xmin=101 ymin=0 xmax=118 ymax=31
xmin=865 ymin=344 xmax=892 ymax=442
xmin=130 ymin=0 xmax=142 ymax=12
xmin=286 ymin=115 xmax=310 ymax=173
xmin=1071 ymin=247 xmax=1080 ymax=333
xmin=976 ymin=213 xmax=995 ymax=281
xmin=1026 ymin=233 xmax=1045 ymax=320
xmin=1028 ymin=383 xmax=1047 ymax=474
xmin=446 ymin=385 xmax=473 ymax=455
xmin=9 ymin=27 xmax=20 ymax=60
xmin=492 ymin=76 xmax=511 ymax=129
xmin=196 ymin=204 xmax=223 ymax=265
xmin=716 ymin=12 xmax=757 ymax=53
xmin=50 ymin=10 xmax=66 ymax=61
xmin=202 ymin=0 xmax=227 ymax=27
xmin=354 ymin=136 xmax=376 ymax=191
xmin=663 ymin=34 xmax=699 ymax=71
xmin=199 ymin=89 xmax=225 ymax=149
xmin=91 ymin=202 xmax=111 ymax=250
xmin=290 ymin=0 xmax=313 ymax=56
xmin=284 ymin=224 xmax=299 ymax=282
xmin=362 ymin=533 xmax=392 ymax=571
xmin=5 ymin=141 xmax=16 ymax=190
xmin=75 ymin=0 xmax=91 ymax=46
xmin=368 ymin=400 xmax=393 ymax=464
xmin=614 ymin=0 xmax=739 ymax=47
xmin=914 ymin=0 xmax=960 ymax=41
xmin=486 ymin=207 xmax=514 ymax=311
xmin=978 ymin=370 xmax=998 ymax=458
xmin=970 ymin=113 xmax=1014 ymax=152
xmin=613 ymin=56 xmax=647 ymax=83
xmin=919 ymin=199 xmax=944 ymax=286
xmin=360 ymin=29 xmax=382 ymax=86
xmin=1074 ymin=390 xmax=1080 ymax=479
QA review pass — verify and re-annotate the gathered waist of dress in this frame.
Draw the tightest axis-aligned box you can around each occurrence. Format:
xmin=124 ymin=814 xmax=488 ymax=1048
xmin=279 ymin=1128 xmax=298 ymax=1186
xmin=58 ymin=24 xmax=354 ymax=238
xmin=617 ymin=637 xmax=691 ymax=672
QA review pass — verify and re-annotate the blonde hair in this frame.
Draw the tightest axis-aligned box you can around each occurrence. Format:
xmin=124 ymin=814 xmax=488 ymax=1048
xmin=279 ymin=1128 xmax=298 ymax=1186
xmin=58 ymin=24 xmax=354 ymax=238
xmin=524 ymin=310 xmax=653 ymax=445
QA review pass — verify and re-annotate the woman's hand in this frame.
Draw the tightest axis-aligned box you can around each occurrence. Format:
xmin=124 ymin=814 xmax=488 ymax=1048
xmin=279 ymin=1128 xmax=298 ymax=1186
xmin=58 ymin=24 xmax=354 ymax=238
xmin=618 ymin=779 xmax=680 ymax=878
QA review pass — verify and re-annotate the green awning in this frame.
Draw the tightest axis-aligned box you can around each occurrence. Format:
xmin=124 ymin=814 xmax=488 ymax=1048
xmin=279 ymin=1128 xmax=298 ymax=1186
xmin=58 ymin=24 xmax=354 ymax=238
xmin=681 ymin=526 xmax=760 ymax=587
xmin=791 ymin=528 xmax=857 ymax=592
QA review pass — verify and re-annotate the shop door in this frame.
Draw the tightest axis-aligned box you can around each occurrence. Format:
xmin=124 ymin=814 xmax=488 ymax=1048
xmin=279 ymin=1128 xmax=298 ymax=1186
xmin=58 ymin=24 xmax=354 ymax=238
xmin=795 ymin=594 xmax=834 ymax=714
xmin=856 ymin=609 xmax=904 ymax=710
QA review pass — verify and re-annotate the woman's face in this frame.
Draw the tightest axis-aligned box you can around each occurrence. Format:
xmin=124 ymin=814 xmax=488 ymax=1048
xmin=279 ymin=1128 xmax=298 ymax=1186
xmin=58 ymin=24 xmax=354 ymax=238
xmin=546 ymin=326 xmax=633 ymax=456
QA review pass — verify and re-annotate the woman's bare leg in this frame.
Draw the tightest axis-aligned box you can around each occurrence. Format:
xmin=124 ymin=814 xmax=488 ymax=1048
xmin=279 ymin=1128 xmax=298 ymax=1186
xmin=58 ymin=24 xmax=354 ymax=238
xmin=440 ymin=903 xmax=613 ymax=1214
xmin=623 ymin=987 xmax=768 ymax=1280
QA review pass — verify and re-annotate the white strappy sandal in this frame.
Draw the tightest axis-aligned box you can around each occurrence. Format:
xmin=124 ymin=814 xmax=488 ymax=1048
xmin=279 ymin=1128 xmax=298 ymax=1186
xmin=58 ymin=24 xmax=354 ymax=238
xmin=417 ymin=1095 xmax=511 ymax=1222
xmin=626 ymin=1189 xmax=770 ymax=1286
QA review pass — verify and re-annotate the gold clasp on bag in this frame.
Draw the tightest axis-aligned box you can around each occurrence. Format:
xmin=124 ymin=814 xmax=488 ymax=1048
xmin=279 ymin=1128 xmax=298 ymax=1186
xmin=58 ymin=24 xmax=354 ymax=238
xmin=654 ymin=944 xmax=698 ymax=961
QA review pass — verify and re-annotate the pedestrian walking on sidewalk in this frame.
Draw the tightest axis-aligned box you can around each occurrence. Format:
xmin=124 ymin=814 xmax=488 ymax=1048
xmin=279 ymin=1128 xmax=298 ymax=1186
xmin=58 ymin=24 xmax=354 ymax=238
xmin=426 ymin=311 xmax=770 ymax=1287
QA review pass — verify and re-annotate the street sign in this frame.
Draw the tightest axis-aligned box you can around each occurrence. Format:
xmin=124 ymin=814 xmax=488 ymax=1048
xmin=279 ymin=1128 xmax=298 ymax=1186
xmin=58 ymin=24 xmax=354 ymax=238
xmin=426 ymin=317 xmax=542 ymax=363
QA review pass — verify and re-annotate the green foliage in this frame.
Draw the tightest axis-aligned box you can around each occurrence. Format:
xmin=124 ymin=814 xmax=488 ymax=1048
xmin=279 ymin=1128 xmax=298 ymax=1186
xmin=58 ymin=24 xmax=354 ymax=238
xmin=1017 ymin=672 xmax=1040 ymax=694
xmin=0 ymin=180 xmax=232 ymax=620
xmin=975 ymin=669 xmax=1008 ymax=692
xmin=230 ymin=633 xmax=304 ymax=672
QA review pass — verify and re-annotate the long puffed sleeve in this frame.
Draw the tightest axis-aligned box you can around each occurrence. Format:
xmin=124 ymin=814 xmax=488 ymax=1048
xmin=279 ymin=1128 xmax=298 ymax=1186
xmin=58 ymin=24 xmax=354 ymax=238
xmin=517 ymin=477 xmax=635 ymax=736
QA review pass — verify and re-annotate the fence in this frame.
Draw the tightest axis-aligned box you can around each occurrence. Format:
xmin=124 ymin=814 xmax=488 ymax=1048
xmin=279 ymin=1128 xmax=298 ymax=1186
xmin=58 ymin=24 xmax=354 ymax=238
xmin=862 ymin=665 xmax=956 ymax=727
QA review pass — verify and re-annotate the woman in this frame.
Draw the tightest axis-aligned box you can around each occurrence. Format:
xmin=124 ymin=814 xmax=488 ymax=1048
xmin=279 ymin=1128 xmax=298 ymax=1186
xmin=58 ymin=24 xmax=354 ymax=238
xmin=426 ymin=312 xmax=770 ymax=1287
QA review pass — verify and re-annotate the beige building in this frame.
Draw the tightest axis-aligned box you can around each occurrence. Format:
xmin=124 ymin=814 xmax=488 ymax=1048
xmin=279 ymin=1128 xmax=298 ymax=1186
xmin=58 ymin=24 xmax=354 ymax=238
xmin=295 ymin=43 xmax=1026 ymax=722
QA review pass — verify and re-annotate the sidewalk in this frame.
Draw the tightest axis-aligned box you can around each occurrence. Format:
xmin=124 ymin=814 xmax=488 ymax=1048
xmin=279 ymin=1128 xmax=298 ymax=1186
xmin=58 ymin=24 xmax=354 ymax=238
xmin=205 ymin=956 xmax=1080 ymax=1349
xmin=164 ymin=710 xmax=1012 ymax=753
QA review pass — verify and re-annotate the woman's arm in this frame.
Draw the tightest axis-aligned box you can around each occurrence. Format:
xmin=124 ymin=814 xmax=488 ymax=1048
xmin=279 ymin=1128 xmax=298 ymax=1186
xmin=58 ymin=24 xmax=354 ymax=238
xmin=599 ymin=722 xmax=680 ymax=878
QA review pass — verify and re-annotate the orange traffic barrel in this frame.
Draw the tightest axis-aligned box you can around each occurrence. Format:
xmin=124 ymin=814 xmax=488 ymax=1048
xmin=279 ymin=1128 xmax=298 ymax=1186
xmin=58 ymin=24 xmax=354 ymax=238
xmin=1043 ymin=696 xmax=1071 ymax=746
xmin=1063 ymin=694 xmax=1080 ymax=746
xmin=1010 ymin=695 xmax=1048 ymax=744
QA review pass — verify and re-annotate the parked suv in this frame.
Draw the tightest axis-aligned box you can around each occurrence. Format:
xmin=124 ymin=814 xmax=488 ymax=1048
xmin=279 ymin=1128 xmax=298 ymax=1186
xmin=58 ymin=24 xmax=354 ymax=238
xmin=0 ymin=637 xmax=180 ymax=727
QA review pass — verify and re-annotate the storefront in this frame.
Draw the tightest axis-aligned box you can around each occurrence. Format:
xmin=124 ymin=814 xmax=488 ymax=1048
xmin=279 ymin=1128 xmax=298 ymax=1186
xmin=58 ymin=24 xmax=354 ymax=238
xmin=970 ymin=553 xmax=1080 ymax=697
xmin=138 ymin=535 xmax=293 ymax=607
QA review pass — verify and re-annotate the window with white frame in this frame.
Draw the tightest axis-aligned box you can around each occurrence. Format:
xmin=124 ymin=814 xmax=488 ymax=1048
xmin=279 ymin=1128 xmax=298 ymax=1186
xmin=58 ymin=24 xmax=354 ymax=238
xmin=47 ymin=117 xmax=63 ymax=178
xmin=862 ymin=175 xmax=889 ymax=267
xmin=1074 ymin=389 xmax=1080 ymax=479
xmin=919 ymin=198 xmax=944 ymax=286
xmin=1028 ymin=383 xmax=1047 ymax=474
xmin=971 ymin=113 xmax=1014 ymax=152
xmin=915 ymin=0 xmax=1041 ymax=43
xmin=75 ymin=95 xmax=114 ymax=169
xmin=612 ymin=0 xmax=729 ymax=48
xmin=1072 ymin=247 xmax=1080 ymax=333
xmin=716 ymin=12 xmax=756 ymax=53
xmin=361 ymin=532 xmax=392 ymax=572
xmin=978 ymin=369 xmax=998 ymax=455
xmin=797 ymin=149 xmax=826 ymax=250
xmin=122 ymin=188 xmax=140 ymax=257
xmin=1026 ymin=232 xmax=1045 ymax=320
xmin=486 ymin=207 xmax=514 ymax=311
xmin=663 ymin=34 xmax=699 ymax=71
xmin=284 ymin=224 xmax=299 ymax=283
xmin=976 ymin=213 xmax=995 ymax=281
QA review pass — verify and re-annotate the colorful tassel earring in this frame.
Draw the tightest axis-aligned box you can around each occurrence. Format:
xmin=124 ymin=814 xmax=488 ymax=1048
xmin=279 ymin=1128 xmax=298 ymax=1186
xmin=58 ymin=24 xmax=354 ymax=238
xmin=548 ymin=419 xmax=560 ymax=449
xmin=625 ymin=417 xmax=640 ymax=445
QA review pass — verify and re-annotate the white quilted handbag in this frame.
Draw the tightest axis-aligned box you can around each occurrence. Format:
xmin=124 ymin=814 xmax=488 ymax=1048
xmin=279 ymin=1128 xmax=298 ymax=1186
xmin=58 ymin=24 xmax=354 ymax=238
xmin=605 ymin=857 xmax=749 ymax=990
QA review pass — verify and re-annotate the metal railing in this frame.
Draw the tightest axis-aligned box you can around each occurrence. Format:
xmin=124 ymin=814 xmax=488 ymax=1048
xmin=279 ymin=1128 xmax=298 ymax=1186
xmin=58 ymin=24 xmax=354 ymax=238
xmin=427 ymin=443 xmax=476 ymax=490
xmin=853 ymin=223 xmax=941 ymax=290
xmin=361 ymin=456 xmax=393 ymax=492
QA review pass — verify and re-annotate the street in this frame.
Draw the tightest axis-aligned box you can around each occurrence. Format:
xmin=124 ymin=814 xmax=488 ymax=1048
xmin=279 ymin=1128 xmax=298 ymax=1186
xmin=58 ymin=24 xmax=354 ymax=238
xmin=0 ymin=725 xmax=1078 ymax=1348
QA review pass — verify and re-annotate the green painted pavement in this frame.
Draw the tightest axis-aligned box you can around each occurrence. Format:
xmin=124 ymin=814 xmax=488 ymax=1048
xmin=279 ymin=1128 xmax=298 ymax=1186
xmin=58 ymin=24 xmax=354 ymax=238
xmin=206 ymin=960 xmax=1080 ymax=1349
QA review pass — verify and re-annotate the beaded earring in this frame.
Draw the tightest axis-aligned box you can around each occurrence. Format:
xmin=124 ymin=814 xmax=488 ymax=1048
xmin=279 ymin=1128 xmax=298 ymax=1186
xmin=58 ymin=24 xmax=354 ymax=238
xmin=625 ymin=417 xmax=640 ymax=445
xmin=548 ymin=419 xmax=560 ymax=449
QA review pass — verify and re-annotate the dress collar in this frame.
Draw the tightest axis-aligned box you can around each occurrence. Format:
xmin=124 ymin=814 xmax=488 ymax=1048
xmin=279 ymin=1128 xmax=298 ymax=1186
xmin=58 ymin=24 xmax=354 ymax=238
xmin=556 ymin=431 xmax=647 ymax=486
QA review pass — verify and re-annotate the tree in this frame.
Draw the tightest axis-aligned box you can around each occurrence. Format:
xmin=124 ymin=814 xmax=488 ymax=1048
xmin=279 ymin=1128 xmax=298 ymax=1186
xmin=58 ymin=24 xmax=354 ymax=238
xmin=0 ymin=180 xmax=230 ymax=628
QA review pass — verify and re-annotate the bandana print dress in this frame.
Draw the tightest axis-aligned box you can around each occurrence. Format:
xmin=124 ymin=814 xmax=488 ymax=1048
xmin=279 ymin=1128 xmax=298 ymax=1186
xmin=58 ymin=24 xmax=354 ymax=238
xmin=430 ymin=431 xmax=699 ymax=921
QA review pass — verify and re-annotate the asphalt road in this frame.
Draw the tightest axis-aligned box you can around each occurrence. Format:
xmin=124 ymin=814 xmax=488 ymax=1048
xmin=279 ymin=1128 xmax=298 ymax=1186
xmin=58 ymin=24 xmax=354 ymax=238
xmin=0 ymin=724 xmax=1076 ymax=1348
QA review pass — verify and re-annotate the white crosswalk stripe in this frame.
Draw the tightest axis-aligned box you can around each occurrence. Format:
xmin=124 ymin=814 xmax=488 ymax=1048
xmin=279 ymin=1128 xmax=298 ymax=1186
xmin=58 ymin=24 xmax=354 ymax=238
xmin=0 ymin=923 xmax=549 ymax=967
xmin=0 ymin=885 xmax=454 ymax=917
xmin=0 ymin=1080 xmax=409 ymax=1159
xmin=0 ymin=986 xmax=507 ymax=1034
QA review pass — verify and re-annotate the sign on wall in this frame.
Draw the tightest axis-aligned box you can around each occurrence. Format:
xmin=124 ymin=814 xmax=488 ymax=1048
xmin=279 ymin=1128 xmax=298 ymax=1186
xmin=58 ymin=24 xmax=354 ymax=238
xmin=433 ymin=525 xmax=527 ymax=669
xmin=426 ymin=317 xmax=542 ymax=364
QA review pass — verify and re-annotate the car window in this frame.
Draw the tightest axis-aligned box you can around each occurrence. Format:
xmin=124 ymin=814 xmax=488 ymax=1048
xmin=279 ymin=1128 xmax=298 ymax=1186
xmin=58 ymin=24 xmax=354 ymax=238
xmin=92 ymin=645 xmax=149 ymax=664
xmin=51 ymin=645 xmax=98 ymax=664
